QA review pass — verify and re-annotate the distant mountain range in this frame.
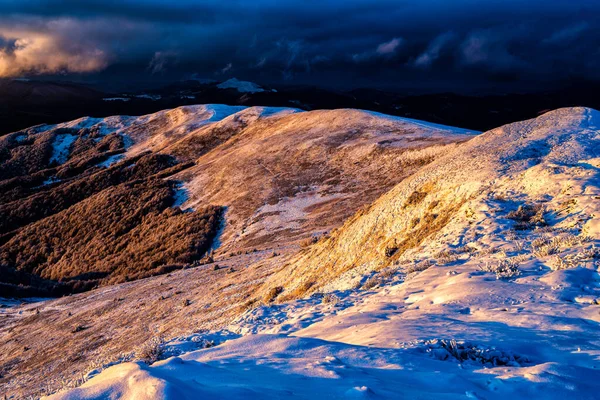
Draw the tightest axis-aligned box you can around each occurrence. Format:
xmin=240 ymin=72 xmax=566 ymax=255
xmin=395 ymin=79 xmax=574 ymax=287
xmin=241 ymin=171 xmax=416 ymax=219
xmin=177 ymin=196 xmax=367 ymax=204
xmin=1 ymin=78 xmax=599 ymax=135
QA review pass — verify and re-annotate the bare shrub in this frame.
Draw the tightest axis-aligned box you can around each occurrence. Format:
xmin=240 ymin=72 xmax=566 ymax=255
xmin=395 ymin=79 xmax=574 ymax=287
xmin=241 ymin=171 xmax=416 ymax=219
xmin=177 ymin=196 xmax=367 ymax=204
xmin=506 ymin=230 xmax=518 ymax=241
xmin=136 ymin=337 xmax=165 ymax=365
xmin=435 ymin=249 xmax=460 ymax=265
xmin=476 ymin=246 xmax=500 ymax=257
xmin=379 ymin=267 xmax=397 ymax=279
xmin=480 ymin=258 xmax=521 ymax=279
xmin=550 ymin=248 xmax=600 ymax=270
xmin=507 ymin=203 xmax=547 ymax=230
xmin=557 ymin=233 xmax=579 ymax=247
xmin=579 ymin=234 xmax=594 ymax=243
xmin=532 ymin=237 xmax=559 ymax=258
xmin=406 ymin=260 xmax=432 ymax=274
xmin=513 ymin=240 xmax=525 ymax=252
xmin=422 ymin=339 xmax=529 ymax=366
xmin=321 ymin=293 xmax=339 ymax=305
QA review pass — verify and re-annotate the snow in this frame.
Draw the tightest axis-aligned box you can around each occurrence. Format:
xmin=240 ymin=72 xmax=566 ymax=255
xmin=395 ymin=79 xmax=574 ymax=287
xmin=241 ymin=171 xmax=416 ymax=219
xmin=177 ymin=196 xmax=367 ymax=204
xmin=47 ymin=107 xmax=600 ymax=400
xmin=96 ymin=154 xmax=125 ymax=168
xmin=102 ymin=97 xmax=131 ymax=102
xmin=42 ymin=176 xmax=61 ymax=186
xmin=363 ymin=110 xmax=478 ymax=135
xmin=248 ymin=189 xmax=343 ymax=236
xmin=203 ymin=104 xmax=248 ymax=123
xmin=254 ymin=106 xmax=300 ymax=118
xmin=217 ymin=78 xmax=265 ymax=93
xmin=208 ymin=208 xmax=227 ymax=252
xmin=49 ymin=133 xmax=77 ymax=164
xmin=13 ymin=134 xmax=27 ymax=143
xmin=0 ymin=297 xmax=49 ymax=309
xmin=171 ymin=183 xmax=191 ymax=211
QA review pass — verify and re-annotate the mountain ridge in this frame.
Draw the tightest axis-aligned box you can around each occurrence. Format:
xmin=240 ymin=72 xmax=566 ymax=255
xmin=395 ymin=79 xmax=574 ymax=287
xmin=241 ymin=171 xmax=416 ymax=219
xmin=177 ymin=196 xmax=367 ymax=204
xmin=40 ymin=106 xmax=600 ymax=400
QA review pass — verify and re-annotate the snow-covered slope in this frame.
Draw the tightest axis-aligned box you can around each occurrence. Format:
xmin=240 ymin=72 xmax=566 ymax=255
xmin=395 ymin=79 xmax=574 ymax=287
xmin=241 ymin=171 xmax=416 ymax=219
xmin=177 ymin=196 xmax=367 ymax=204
xmin=47 ymin=107 xmax=600 ymax=400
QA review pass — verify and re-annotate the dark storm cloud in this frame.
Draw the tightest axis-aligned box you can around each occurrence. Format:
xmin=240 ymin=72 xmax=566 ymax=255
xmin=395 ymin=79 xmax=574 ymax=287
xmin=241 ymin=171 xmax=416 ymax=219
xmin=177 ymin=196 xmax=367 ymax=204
xmin=0 ymin=0 xmax=598 ymax=90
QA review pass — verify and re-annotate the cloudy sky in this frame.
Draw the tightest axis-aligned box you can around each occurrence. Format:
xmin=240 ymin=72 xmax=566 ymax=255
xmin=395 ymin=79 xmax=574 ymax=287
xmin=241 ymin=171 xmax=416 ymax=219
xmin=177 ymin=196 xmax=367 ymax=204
xmin=0 ymin=0 xmax=598 ymax=92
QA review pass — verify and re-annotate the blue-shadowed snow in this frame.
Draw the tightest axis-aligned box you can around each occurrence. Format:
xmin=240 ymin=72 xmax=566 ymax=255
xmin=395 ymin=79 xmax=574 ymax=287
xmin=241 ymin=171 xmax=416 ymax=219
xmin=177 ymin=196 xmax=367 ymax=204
xmin=208 ymin=208 xmax=227 ymax=252
xmin=42 ymin=176 xmax=61 ymax=186
xmin=13 ymin=134 xmax=28 ymax=143
xmin=49 ymin=134 xmax=77 ymax=164
xmin=171 ymin=183 xmax=193 ymax=212
xmin=97 ymin=154 xmax=125 ymax=168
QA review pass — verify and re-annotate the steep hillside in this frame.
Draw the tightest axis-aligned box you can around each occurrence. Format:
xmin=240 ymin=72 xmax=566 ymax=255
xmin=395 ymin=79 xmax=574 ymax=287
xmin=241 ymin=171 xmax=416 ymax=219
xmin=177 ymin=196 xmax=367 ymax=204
xmin=0 ymin=105 xmax=474 ymax=298
xmin=45 ymin=107 xmax=600 ymax=400
xmin=262 ymin=107 xmax=600 ymax=297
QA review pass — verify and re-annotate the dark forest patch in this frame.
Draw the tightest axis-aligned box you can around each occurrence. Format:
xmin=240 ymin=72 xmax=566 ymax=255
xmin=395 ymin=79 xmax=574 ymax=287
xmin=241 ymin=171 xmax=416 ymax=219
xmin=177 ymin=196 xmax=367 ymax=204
xmin=0 ymin=179 xmax=222 ymax=297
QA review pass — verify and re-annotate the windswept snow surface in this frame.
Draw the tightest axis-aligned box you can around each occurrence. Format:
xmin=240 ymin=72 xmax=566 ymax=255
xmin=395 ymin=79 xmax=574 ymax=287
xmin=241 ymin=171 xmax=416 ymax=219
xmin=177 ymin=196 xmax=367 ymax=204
xmin=47 ymin=108 xmax=600 ymax=400
xmin=217 ymin=78 xmax=265 ymax=93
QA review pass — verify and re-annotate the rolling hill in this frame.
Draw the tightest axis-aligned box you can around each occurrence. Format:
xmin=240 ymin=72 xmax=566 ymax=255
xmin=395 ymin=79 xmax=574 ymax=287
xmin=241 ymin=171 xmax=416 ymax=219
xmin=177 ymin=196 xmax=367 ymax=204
xmin=40 ymin=107 xmax=600 ymax=400
xmin=0 ymin=105 xmax=474 ymax=299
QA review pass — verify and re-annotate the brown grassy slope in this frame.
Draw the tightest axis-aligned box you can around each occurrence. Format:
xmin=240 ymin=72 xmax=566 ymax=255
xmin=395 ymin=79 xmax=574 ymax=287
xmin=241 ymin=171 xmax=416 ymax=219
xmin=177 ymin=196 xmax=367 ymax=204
xmin=0 ymin=250 xmax=280 ymax=399
xmin=173 ymin=109 xmax=474 ymax=251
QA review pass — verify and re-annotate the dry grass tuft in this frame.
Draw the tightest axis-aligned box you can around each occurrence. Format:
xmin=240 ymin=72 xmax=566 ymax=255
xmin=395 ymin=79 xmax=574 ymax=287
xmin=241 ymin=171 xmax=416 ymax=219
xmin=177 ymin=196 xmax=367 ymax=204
xmin=262 ymin=286 xmax=284 ymax=303
xmin=405 ymin=260 xmax=432 ymax=274
xmin=549 ymin=247 xmax=600 ymax=270
xmin=362 ymin=276 xmax=382 ymax=290
xmin=404 ymin=190 xmax=428 ymax=208
xmin=321 ymin=293 xmax=340 ymax=305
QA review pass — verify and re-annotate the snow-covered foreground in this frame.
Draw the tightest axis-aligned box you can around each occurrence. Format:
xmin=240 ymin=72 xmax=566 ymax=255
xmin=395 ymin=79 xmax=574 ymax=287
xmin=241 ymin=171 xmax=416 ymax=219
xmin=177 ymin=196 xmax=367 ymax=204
xmin=47 ymin=257 xmax=600 ymax=400
xmin=47 ymin=108 xmax=600 ymax=399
